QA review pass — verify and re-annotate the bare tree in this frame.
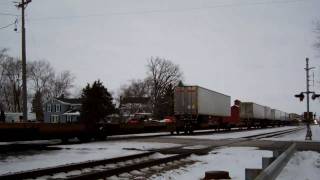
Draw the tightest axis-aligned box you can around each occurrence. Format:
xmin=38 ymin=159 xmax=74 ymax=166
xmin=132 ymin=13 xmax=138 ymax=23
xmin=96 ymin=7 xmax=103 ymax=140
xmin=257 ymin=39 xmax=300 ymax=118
xmin=49 ymin=70 xmax=75 ymax=98
xmin=118 ymin=79 xmax=152 ymax=115
xmin=1 ymin=49 xmax=76 ymax=114
xmin=0 ymin=49 xmax=7 ymax=91
xmin=0 ymin=49 xmax=8 ymax=110
xmin=119 ymin=79 xmax=151 ymax=98
xmin=147 ymin=57 xmax=183 ymax=118
xmin=29 ymin=60 xmax=55 ymax=100
xmin=1 ymin=56 xmax=23 ymax=112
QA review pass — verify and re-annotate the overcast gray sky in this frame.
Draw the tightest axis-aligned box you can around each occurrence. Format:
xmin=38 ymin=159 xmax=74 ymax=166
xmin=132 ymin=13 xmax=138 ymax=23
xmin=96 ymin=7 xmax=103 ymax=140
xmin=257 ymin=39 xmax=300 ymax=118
xmin=0 ymin=0 xmax=320 ymax=115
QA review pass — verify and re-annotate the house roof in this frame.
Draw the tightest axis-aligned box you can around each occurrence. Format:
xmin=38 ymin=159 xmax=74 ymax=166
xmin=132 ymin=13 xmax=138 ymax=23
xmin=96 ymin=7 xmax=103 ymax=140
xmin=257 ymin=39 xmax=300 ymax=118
xmin=121 ymin=97 xmax=150 ymax=104
xmin=63 ymin=109 xmax=80 ymax=116
xmin=56 ymin=98 xmax=82 ymax=105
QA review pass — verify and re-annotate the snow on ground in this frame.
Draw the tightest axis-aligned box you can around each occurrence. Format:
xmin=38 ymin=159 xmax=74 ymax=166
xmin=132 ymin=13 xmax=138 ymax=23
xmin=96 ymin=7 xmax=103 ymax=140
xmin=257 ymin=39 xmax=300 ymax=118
xmin=150 ymin=147 xmax=273 ymax=180
xmin=169 ymin=126 xmax=298 ymax=140
xmin=0 ymin=141 xmax=180 ymax=175
xmin=277 ymin=151 xmax=320 ymax=180
xmin=264 ymin=125 xmax=320 ymax=142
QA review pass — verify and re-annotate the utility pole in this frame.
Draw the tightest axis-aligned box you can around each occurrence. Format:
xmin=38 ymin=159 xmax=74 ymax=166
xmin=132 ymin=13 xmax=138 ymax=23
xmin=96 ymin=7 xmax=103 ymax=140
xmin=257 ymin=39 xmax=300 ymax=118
xmin=16 ymin=0 xmax=32 ymax=122
xmin=305 ymin=58 xmax=314 ymax=140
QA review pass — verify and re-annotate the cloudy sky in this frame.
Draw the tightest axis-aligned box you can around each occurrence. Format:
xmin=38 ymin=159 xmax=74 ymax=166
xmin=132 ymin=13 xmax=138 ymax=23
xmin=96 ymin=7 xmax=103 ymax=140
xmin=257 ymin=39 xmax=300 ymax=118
xmin=0 ymin=0 xmax=320 ymax=115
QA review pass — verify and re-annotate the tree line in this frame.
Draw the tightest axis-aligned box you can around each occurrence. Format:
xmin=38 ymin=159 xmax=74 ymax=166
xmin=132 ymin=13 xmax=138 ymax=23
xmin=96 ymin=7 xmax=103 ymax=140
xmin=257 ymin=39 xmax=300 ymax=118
xmin=0 ymin=48 xmax=75 ymax=120
xmin=118 ymin=57 xmax=183 ymax=119
xmin=0 ymin=48 xmax=183 ymax=122
xmin=81 ymin=57 xmax=183 ymax=124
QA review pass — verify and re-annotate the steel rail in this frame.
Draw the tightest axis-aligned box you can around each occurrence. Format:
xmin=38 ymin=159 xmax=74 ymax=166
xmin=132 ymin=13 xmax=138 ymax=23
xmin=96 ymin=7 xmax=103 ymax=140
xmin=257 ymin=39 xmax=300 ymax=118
xmin=0 ymin=152 xmax=154 ymax=180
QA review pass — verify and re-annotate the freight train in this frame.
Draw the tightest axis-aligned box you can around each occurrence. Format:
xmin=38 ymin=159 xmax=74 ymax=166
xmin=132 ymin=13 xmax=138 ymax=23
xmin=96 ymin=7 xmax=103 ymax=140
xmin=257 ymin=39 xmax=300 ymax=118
xmin=0 ymin=85 xmax=298 ymax=142
xmin=173 ymin=85 xmax=296 ymax=134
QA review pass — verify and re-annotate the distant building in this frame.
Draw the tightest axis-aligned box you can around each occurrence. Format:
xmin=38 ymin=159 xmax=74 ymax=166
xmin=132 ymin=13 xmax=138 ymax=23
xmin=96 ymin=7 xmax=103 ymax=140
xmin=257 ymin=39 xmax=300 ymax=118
xmin=44 ymin=97 xmax=81 ymax=123
xmin=4 ymin=112 xmax=36 ymax=123
xmin=119 ymin=97 xmax=152 ymax=117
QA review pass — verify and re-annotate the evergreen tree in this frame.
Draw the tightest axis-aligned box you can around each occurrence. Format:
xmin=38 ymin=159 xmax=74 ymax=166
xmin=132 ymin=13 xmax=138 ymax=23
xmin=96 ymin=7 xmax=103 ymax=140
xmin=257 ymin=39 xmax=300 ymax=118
xmin=32 ymin=91 xmax=44 ymax=121
xmin=80 ymin=80 xmax=115 ymax=124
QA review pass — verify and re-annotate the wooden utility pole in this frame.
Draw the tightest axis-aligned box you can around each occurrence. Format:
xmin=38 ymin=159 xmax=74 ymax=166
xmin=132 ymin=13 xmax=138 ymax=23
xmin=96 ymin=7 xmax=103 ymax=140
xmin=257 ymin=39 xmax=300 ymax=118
xmin=16 ymin=0 xmax=31 ymax=122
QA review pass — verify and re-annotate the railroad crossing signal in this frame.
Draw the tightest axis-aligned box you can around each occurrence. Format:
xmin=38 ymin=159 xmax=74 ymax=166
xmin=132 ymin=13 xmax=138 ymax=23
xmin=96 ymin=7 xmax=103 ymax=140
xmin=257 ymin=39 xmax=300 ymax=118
xmin=294 ymin=58 xmax=318 ymax=140
xmin=294 ymin=93 xmax=305 ymax=102
xmin=312 ymin=94 xmax=320 ymax=100
xmin=295 ymin=92 xmax=320 ymax=102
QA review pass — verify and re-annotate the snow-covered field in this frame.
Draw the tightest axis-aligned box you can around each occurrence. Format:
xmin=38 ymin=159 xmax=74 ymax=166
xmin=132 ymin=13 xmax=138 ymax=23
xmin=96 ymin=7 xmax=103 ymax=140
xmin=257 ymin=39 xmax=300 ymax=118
xmin=277 ymin=151 xmax=320 ymax=180
xmin=150 ymin=147 xmax=273 ymax=180
xmin=264 ymin=125 xmax=320 ymax=142
xmin=169 ymin=126 xmax=299 ymax=140
xmin=0 ymin=141 xmax=180 ymax=175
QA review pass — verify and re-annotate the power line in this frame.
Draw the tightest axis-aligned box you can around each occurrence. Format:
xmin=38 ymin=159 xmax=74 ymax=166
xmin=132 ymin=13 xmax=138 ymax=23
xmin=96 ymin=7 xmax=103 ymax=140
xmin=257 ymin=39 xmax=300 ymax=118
xmin=0 ymin=12 xmax=19 ymax=16
xmin=0 ymin=21 xmax=16 ymax=30
xmin=26 ymin=0 xmax=315 ymax=22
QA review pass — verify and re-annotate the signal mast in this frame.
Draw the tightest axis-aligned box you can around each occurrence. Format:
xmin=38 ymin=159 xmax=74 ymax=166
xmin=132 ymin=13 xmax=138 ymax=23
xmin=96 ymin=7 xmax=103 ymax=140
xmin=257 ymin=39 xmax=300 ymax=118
xmin=295 ymin=58 xmax=320 ymax=140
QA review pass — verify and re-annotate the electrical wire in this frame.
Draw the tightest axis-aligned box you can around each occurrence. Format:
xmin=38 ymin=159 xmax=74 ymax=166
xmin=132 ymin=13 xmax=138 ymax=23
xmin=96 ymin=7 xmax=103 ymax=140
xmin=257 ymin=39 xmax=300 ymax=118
xmin=0 ymin=18 xmax=18 ymax=30
xmin=0 ymin=22 xmax=15 ymax=30
xmin=0 ymin=12 xmax=19 ymax=16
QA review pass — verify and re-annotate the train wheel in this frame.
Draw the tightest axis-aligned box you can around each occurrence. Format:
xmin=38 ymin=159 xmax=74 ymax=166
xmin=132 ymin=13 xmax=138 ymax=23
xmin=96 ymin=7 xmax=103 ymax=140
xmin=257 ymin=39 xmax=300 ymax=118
xmin=78 ymin=136 xmax=92 ymax=143
xmin=184 ymin=129 xmax=188 ymax=135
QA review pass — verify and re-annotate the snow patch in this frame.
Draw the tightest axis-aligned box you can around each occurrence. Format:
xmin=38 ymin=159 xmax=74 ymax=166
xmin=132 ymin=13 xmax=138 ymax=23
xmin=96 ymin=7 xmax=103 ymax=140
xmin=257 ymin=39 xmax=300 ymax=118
xmin=0 ymin=141 xmax=180 ymax=175
xmin=150 ymin=146 xmax=273 ymax=180
xmin=277 ymin=151 xmax=320 ymax=180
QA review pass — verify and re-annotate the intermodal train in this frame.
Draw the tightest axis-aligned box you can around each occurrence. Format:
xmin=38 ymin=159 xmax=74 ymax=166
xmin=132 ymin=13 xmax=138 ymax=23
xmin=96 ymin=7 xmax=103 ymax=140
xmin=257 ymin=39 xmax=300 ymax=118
xmin=0 ymin=85 xmax=299 ymax=142
xmin=173 ymin=86 xmax=297 ymax=134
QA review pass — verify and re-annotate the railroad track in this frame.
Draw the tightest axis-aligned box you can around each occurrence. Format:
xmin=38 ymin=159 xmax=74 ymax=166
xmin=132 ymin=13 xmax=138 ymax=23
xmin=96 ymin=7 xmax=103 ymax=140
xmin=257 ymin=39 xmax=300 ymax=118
xmin=106 ymin=126 xmax=296 ymax=141
xmin=0 ymin=146 xmax=206 ymax=180
xmin=241 ymin=127 xmax=305 ymax=139
xmin=0 ymin=127 xmax=305 ymax=180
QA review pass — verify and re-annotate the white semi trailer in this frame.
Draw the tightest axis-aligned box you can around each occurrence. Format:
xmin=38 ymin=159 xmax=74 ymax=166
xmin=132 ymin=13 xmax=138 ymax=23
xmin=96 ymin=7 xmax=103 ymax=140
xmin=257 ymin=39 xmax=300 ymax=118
xmin=174 ymin=86 xmax=231 ymax=134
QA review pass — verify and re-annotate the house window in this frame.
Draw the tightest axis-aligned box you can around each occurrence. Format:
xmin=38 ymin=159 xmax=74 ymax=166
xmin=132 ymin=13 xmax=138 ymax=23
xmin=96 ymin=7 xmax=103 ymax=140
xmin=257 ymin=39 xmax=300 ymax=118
xmin=56 ymin=104 xmax=61 ymax=112
xmin=66 ymin=115 xmax=72 ymax=123
xmin=47 ymin=104 xmax=52 ymax=112
xmin=50 ymin=115 xmax=60 ymax=123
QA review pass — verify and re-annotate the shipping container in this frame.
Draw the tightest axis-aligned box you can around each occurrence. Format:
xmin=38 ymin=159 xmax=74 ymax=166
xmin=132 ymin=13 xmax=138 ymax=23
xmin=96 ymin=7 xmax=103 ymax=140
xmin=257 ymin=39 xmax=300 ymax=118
xmin=174 ymin=86 xmax=231 ymax=117
xmin=271 ymin=109 xmax=281 ymax=121
xmin=280 ymin=111 xmax=286 ymax=121
xmin=240 ymin=102 xmax=265 ymax=120
xmin=285 ymin=112 xmax=290 ymax=121
xmin=289 ymin=113 xmax=301 ymax=121
xmin=264 ymin=106 xmax=272 ymax=120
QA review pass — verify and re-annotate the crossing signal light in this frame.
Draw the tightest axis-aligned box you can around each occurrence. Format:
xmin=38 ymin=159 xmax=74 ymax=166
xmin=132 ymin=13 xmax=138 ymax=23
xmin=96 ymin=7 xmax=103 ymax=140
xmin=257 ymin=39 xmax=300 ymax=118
xmin=312 ymin=94 xmax=320 ymax=100
xmin=295 ymin=93 xmax=304 ymax=101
